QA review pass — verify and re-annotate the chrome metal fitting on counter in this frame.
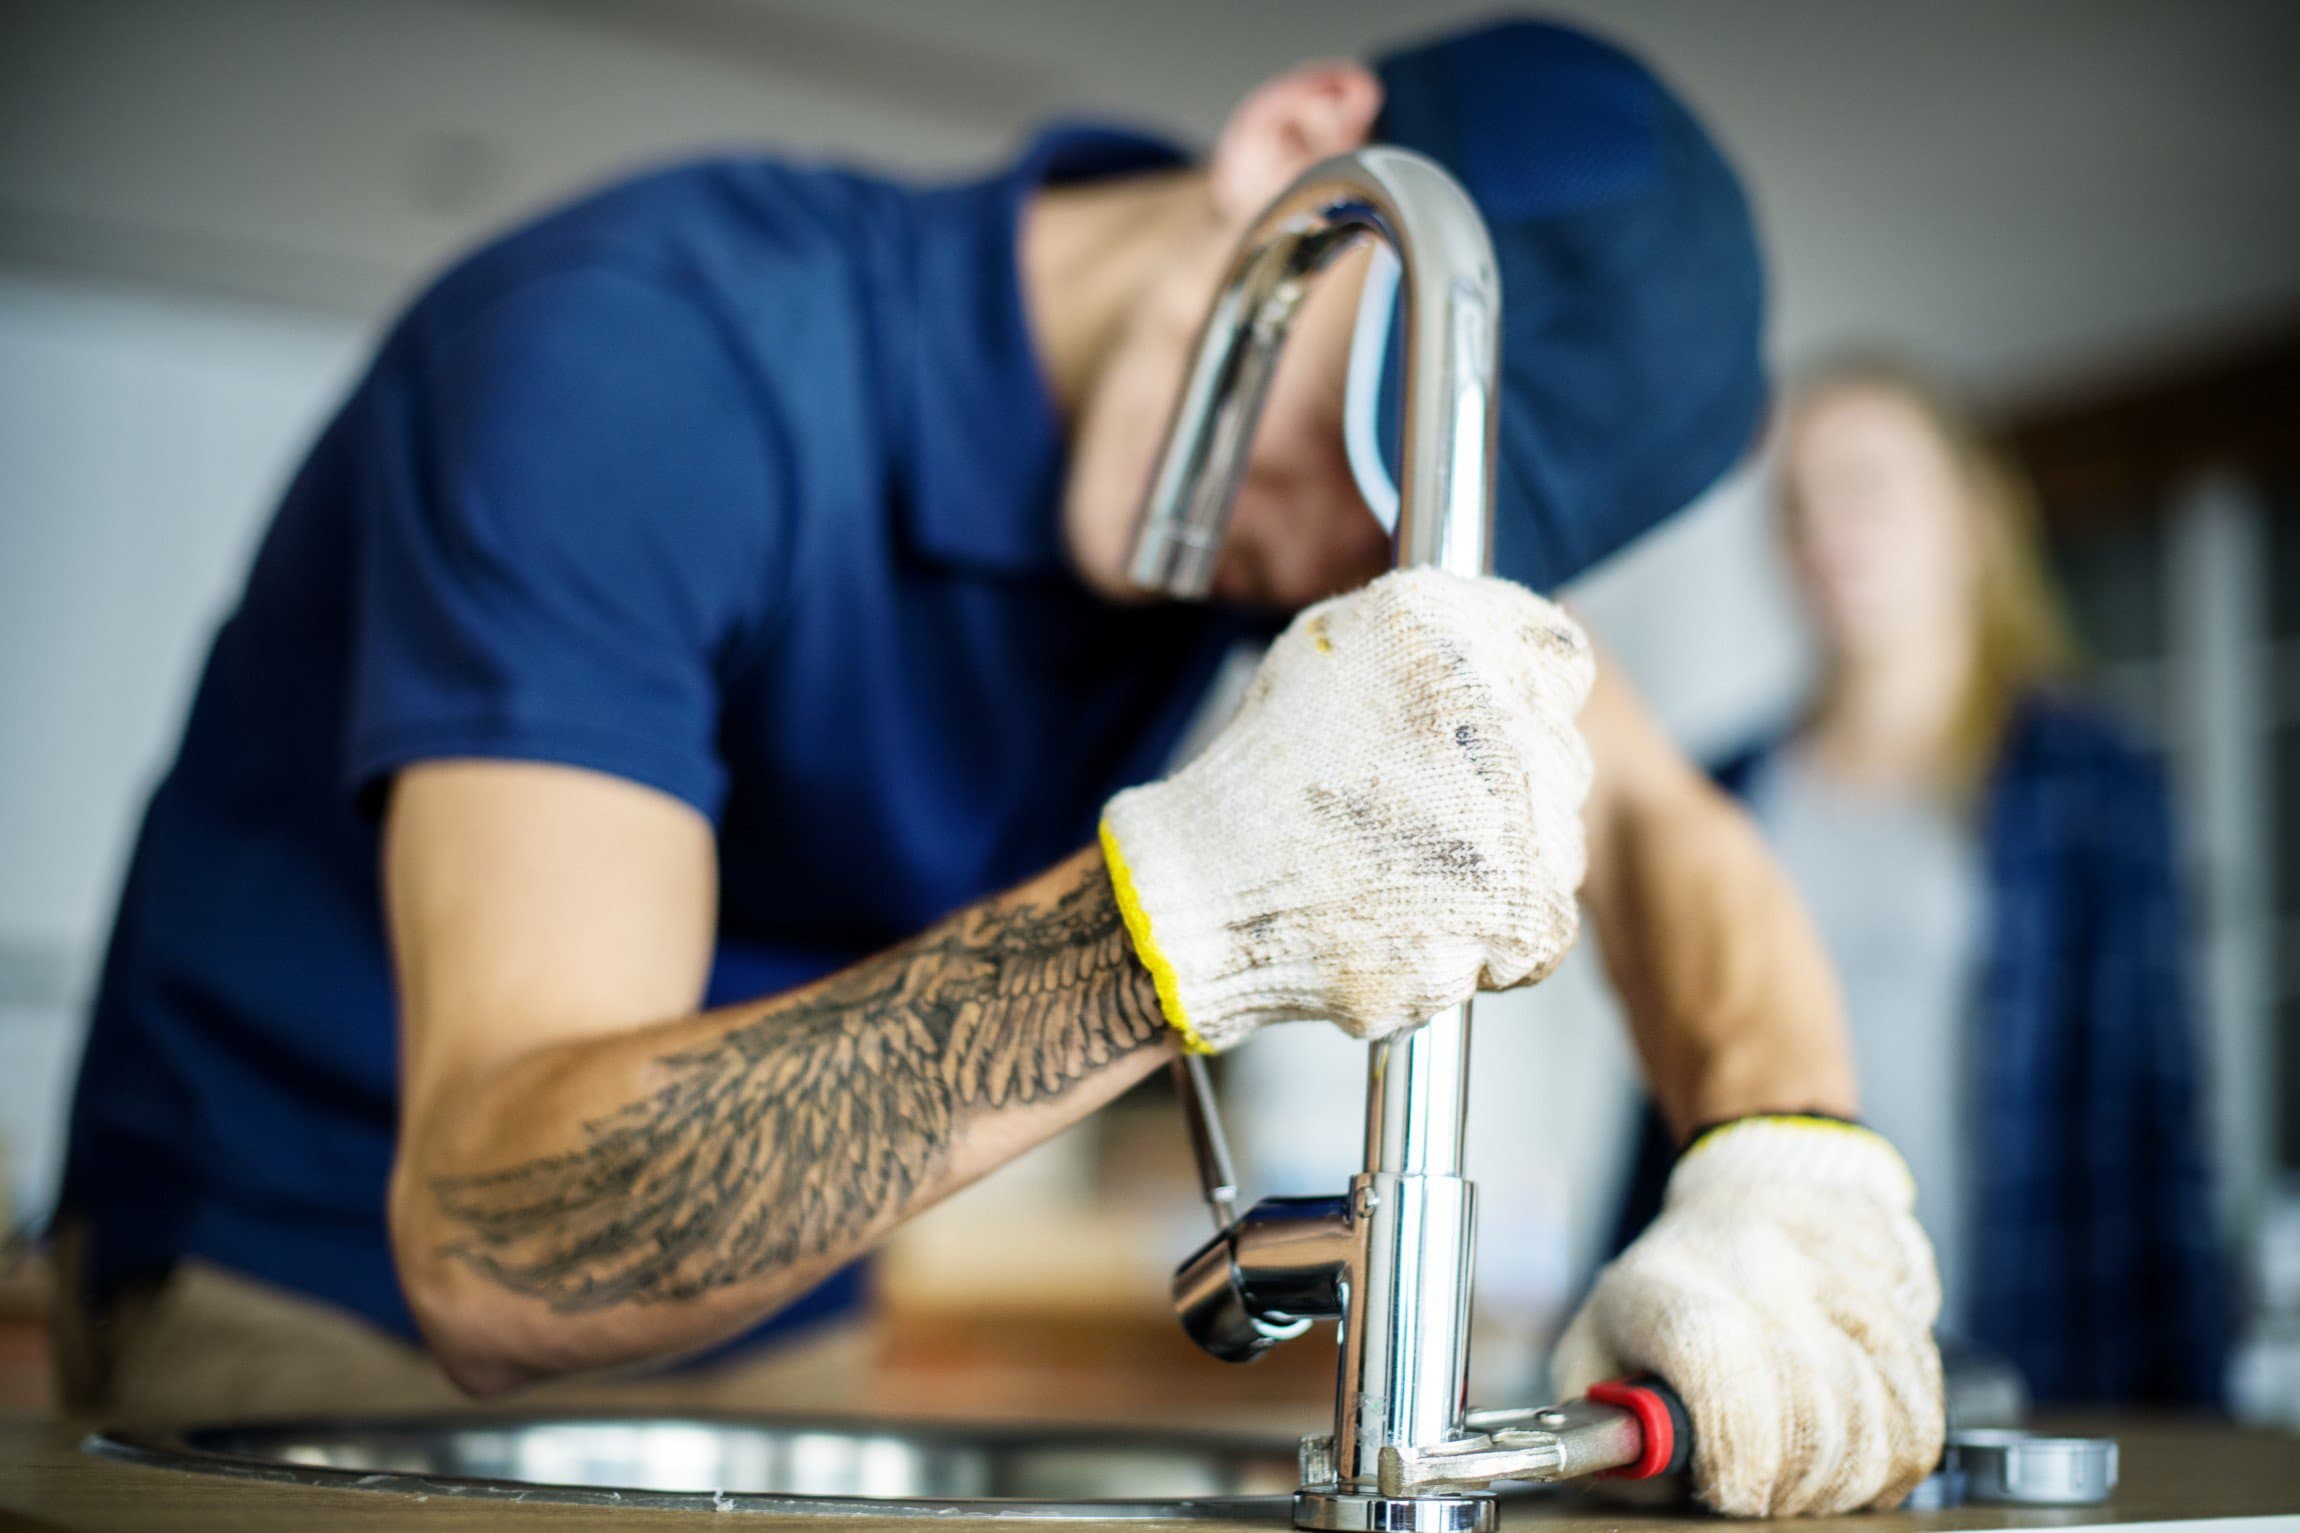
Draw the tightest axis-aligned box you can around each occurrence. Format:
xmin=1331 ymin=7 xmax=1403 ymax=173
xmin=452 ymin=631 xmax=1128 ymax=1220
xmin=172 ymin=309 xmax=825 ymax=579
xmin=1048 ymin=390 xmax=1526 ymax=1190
xmin=1949 ymin=1429 xmax=2119 ymax=1506
xmin=1295 ymin=1488 xmax=1497 ymax=1533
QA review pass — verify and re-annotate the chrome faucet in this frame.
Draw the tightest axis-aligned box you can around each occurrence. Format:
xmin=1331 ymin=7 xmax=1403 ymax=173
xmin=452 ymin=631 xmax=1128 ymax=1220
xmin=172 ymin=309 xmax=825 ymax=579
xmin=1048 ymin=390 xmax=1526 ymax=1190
xmin=1137 ymin=148 xmax=1702 ymax=1526
xmin=1127 ymin=147 xmax=1503 ymax=1533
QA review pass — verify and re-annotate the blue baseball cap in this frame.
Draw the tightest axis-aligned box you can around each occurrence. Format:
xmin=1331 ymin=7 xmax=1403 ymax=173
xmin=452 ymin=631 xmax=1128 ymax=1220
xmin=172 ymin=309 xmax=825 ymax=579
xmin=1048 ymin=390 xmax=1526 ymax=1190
xmin=1351 ymin=17 xmax=1767 ymax=589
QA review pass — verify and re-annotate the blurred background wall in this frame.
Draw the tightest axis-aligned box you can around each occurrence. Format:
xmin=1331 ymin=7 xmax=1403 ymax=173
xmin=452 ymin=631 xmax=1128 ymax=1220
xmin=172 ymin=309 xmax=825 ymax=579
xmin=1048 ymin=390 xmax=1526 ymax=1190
xmin=3 ymin=0 xmax=2298 ymax=1410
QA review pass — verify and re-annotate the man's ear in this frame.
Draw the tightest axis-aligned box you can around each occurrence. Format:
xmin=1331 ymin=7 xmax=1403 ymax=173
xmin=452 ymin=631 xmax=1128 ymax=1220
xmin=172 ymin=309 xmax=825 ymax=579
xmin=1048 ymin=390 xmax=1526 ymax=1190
xmin=1208 ymin=61 xmax=1382 ymax=225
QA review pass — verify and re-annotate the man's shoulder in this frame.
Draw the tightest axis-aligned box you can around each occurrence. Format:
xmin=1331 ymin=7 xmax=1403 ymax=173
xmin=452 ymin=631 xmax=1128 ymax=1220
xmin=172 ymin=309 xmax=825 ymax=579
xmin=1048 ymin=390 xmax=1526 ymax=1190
xmin=402 ymin=152 xmax=907 ymax=355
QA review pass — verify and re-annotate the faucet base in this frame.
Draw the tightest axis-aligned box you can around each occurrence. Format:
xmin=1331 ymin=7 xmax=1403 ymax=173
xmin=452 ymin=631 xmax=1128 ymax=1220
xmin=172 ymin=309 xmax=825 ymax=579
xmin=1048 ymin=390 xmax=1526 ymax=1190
xmin=1293 ymin=1489 xmax=1497 ymax=1533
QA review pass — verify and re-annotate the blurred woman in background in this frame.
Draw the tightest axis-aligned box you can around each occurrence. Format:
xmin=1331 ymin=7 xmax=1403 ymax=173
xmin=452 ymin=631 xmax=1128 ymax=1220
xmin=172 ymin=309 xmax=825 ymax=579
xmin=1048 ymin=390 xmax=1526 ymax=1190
xmin=1612 ymin=355 xmax=2228 ymax=1407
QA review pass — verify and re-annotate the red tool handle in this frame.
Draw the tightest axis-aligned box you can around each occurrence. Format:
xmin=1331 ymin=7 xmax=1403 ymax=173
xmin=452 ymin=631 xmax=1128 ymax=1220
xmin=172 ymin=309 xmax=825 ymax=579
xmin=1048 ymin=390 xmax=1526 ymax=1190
xmin=1586 ymin=1375 xmax=1694 ymax=1481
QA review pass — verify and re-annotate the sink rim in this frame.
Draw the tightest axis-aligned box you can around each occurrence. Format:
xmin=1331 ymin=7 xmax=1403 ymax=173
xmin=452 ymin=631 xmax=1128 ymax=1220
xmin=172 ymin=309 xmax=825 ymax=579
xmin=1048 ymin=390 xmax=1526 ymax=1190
xmin=83 ymin=1409 xmax=1309 ymax=1521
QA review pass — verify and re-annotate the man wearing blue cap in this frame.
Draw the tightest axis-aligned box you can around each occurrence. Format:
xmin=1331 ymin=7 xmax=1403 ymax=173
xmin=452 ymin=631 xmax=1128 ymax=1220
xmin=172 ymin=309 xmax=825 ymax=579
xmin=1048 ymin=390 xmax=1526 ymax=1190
xmin=58 ymin=17 xmax=1941 ymax=1514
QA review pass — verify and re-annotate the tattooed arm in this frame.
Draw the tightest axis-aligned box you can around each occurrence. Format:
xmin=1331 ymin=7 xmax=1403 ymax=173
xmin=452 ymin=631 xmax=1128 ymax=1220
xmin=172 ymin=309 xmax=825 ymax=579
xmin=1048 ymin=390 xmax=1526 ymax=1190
xmin=384 ymin=761 xmax=1171 ymax=1394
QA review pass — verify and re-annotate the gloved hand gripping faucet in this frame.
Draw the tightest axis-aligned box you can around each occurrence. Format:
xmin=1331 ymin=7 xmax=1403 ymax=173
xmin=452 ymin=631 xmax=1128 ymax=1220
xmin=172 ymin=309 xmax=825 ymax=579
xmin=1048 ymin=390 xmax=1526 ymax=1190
xmin=1102 ymin=568 xmax=1594 ymax=1053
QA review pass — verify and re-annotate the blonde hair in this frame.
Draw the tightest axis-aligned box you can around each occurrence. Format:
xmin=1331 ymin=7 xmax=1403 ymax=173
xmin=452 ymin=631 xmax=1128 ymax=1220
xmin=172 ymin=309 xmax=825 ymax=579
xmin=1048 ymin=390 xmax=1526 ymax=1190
xmin=1780 ymin=354 xmax=2079 ymax=793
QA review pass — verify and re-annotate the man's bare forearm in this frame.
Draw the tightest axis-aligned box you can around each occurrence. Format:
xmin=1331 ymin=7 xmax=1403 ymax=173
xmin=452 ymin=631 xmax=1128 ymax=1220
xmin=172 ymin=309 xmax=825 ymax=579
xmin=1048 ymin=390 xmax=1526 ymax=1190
xmin=1578 ymin=662 xmax=1856 ymax=1143
xmin=391 ymin=847 xmax=1173 ymax=1390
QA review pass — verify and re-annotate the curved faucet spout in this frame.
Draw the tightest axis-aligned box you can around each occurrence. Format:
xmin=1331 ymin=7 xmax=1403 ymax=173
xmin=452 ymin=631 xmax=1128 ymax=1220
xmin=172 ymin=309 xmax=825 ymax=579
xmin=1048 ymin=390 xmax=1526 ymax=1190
xmin=1123 ymin=147 xmax=1501 ymax=598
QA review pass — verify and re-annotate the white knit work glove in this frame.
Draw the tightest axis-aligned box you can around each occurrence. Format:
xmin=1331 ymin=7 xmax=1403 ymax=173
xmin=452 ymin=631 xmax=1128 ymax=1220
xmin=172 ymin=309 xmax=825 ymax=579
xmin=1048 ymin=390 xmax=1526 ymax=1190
xmin=1100 ymin=567 xmax=1594 ymax=1053
xmin=1550 ymin=1116 xmax=1945 ymax=1517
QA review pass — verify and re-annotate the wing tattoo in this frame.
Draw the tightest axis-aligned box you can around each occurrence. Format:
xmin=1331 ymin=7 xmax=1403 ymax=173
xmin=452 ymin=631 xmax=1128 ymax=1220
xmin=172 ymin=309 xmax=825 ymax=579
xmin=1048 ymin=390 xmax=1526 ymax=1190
xmin=430 ymin=861 xmax=1167 ymax=1311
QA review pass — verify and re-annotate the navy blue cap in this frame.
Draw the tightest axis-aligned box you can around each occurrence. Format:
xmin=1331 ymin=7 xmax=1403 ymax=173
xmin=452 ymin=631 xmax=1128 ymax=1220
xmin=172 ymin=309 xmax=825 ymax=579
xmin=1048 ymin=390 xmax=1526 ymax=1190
xmin=1364 ymin=16 xmax=1766 ymax=589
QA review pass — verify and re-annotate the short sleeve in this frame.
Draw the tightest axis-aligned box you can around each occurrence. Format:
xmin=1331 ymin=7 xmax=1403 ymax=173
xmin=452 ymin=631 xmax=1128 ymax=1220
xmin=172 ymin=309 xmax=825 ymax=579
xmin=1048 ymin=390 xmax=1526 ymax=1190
xmin=347 ymin=265 xmax=780 ymax=819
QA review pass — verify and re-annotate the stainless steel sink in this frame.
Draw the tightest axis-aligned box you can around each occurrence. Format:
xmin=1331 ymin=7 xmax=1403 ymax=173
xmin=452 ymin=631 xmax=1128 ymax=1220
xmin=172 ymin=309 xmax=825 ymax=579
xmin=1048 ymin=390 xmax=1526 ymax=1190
xmin=85 ymin=1414 xmax=1308 ymax=1519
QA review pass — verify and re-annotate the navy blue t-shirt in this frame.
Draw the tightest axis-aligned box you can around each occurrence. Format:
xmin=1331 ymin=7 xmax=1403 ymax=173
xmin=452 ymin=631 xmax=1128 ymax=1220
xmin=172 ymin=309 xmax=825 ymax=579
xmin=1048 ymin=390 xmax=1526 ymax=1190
xmin=61 ymin=125 xmax=1244 ymax=1348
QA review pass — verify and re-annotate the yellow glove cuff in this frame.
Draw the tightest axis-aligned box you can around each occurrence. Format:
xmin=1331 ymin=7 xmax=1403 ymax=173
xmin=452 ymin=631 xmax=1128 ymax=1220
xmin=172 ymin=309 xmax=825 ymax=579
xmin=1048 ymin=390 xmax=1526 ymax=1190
xmin=1676 ymin=1114 xmax=1918 ymax=1207
xmin=1099 ymin=818 xmax=1215 ymax=1056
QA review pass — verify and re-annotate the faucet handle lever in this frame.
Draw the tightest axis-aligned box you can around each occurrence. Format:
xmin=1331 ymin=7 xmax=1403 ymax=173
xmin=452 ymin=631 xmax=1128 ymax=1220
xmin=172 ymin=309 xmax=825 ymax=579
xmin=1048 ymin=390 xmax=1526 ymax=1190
xmin=1171 ymin=1054 xmax=1242 ymax=1230
xmin=1380 ymin=1380 xmax=1694 ymax=1496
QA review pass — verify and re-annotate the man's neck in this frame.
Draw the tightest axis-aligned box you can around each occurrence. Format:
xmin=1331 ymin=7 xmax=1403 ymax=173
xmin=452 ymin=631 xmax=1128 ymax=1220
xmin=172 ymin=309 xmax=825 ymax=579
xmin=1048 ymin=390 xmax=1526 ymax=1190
xmin=1018 ymin=168 xmax=1223 ymax=419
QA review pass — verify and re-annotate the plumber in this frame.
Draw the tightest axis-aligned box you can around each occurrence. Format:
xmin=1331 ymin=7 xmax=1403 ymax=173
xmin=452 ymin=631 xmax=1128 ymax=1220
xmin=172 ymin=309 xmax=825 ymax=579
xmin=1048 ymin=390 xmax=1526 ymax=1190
xmin=56 ymin=16 xmax=1939 ymax=1515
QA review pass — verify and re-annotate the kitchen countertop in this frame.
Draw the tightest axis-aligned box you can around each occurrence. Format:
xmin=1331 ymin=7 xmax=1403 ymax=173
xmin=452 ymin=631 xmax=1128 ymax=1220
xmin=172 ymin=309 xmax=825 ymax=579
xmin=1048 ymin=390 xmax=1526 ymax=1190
xmin=0 ymin=1417 xmax=2293 ymax=1533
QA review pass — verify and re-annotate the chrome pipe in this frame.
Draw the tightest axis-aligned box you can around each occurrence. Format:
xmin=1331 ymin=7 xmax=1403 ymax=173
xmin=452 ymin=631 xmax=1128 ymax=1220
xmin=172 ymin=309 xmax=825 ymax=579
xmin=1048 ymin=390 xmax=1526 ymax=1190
xmin=1364 ymin=1010 xmax=1472 ymax=1178
xmin=1129 ymin=147 xmax=1502 ymax=1533
xmin=1342 ymin=1007 xmax=1477 ymax=1485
